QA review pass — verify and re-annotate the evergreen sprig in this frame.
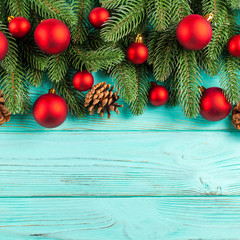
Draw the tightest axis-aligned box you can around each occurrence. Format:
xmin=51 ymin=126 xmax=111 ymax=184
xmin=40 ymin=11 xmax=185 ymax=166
xmin=101 ymin=0 xmax=146 ymax=42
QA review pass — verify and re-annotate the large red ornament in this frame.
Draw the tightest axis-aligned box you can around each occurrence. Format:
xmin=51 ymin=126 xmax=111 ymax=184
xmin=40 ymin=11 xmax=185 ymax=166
xmin=176 ymin=14 xmax=212 ymax=51
xmin=8 ymin=17 xmax=31 ymax=38
xmin=0 ymin=31 xmax=8 ymax=61
xmin=89 ymin=7 xmax=109 ymax=28
xmin=148 ymin=84 xmax=169 ymax=106
xmin=72 ymin=70 xmax=94 ymax=92
xmin=200 ymin=87 xmax=232 ymax=121
xmin=227 ymin=35 xmax=240 ymax=57
xmin=33 ymin=89 xmax=68 ymax=128
xmin=34 ymin=19 xmax=70 ymax=55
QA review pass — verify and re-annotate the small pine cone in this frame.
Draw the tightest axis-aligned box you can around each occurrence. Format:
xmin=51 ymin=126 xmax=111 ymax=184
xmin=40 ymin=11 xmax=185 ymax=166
xmin=84 ymin=82 xmax=123 ymax=119
xmin=232 ymin=102 xmax=240 ymax=130
xmin=0 ymin=90 xmax=11 ymax=126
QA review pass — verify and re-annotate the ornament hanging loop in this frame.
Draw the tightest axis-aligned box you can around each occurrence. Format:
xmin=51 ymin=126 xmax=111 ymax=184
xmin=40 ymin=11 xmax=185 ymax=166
xmin=135 ymin=34 xmax=143 ymax=44
xmin=204 ymin=13 xmax=214 ymax=23
xmin=49 ymin=88 xmax=56 ymax=94
xmin=8 ymin=16 xmax=14 ymax=23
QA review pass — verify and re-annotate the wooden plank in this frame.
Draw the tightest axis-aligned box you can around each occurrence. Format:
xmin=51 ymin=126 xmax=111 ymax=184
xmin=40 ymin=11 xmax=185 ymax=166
xmin=0 ymin=197 xmax=240 ymax=240
xmin=1 ymin=131 xmax=240 ymax=197
xmin=0 ymin=72 xmax=235 ymax=132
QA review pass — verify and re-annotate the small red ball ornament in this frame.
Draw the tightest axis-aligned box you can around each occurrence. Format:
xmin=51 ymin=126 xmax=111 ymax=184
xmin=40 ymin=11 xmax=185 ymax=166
xmin=34 ymin=19 xmax=70 ymax=55
xmin=148 ymin=84 xmax=169 ymax=106
xmin=0 ymin=31 xmax=8 ymax=61
xmin=176 ymin=14 xmax=212 ymax=50
xmin=127 ymin=34 xmax=148 ymax=64
xmin=227 ymin=35 xmax=240 ymax=57
xmin=200 ymin=87 xmax=232 ymax=121
xmin=8 ymin=16 xmax=31 ymax=38
xmin=72 ymin=70 xmax=94 ymax=92
xmin=33 ymin=88 xmax=68 ymax=128
xmin=89 ymin=7 xmax=109 ymax=28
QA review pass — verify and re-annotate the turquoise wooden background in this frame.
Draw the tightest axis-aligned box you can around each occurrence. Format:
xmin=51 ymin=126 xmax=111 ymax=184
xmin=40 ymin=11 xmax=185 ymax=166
xmin=1 ymin=70 xmax=240 ymax=240
xmin=3 ymin=12 xmax=240 ymax=236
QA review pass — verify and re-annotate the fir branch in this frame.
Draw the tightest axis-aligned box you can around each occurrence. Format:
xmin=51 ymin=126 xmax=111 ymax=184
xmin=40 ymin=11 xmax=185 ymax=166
xmin=7 ymin=0 xmax=30 ymax=18
xmin=220 ymin=55 xmax=240 ymax=104
xmin=0 ymin=0 xmax=8 ymax=23
xmin=101 ymin=0 xmax=146 ymax=42
xmin=147 ymin=0 xmax=172 ymax=31
xmin=148 ymin=26 xmax=178 ymax=82
xmin=0 ymin=67 xmax=30 ymax=114
xmin=100 ymin=0 xmax=128 ymax=9
xmin=53 ymin=71 xmax=86 ymax=118
xmin=175 ymin=49 xmax=202 ymax=118
xmin=173 ymin=0 xmax=192 ymax=21
xmin=18 ymin=40 xmax=48 ymax=72
xmin=26 ymin=68 xmax=44 ymax=87
xmin=109 ymin=60 xmax=138 ymax=103
xmin=48 ymin=51 xmax=69 ymax=83
xmin=70 ymin=45 xmax=125 ymax=71
xmin=228 ymin=0 xmax=240 ymax=9
xmin=129 ymin=65 xmax=150 ymax=115
xmin=28 ymin=0 xmax=76 ymax=27
xmin=70 ymin=0 xmax=94 ymax=44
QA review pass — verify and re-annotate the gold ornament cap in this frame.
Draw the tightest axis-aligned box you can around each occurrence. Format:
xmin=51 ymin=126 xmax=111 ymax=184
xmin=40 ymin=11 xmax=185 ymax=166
xmin=49 ymin=88 xmax=56 ymax=94
xmin=204 ymin=13 xmax=214 ymax=23
xmin=8 ymin=16 xmax=14 ymax=23
xmin=135 ymin=34 xmax=143 ymax=44
xmin=199 ymin=86 xmax=206 ymax=94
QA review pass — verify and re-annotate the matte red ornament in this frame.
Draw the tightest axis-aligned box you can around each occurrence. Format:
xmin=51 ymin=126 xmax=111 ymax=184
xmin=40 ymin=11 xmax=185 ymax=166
xmin=89 ymin=7 xmax=109 ymax=28
xmin=176 ymin=14 xmax=212 ymax=50
xmin=34 ymin=19 xmax=70 ymax=55
xmin=72 ymin=70 xmax=94 ymax=92
xmin=8 ymin=17 xmax=31 ymax=38
xmin=33 ymin=89 xmax=68 ymax=128
xmin=227 ymin=35 xmax=240 ymax=57
xmin=0 ymin=31 xmax=8 ymax=61
xmin=148 ymin=84 xmax=169 ymax=106
xmin=200 ymin=87 xmax=232 ymax=121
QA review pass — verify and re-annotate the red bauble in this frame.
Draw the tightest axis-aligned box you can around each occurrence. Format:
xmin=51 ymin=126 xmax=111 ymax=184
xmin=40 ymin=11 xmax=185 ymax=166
xmin=148 ymin=84 xmax=169 ymax=106
xmin=227 ymin=35 xmax=240 ymax=57
xmin=72 ymin=70 xmax=94 ymax=92
xmin=0 ymin=31 xmax=8 ymax=61
xmin=176 ymin=14 xmax=212 ymax=50
xmin=34 ymin=19 xmax=70 ymax=55
xmin=127 ymin=43 xmax=148 ymax=64
xmin=89 ymin=7 xmax=109 ymax=28
xmin=33 ymin=89 xmax=68 ymax=128
xmin=8 ymin=17 xmax=31 ymax=38
xmin=200 ymin=87 xmax=232 ymax=121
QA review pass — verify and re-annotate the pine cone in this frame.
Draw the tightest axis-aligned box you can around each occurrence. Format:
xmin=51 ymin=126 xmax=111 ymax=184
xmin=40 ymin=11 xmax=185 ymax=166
xmin=232 ymin=102 xmax=240 ymax=130
xmin=84 ymin=82 xmax=123 ymax=119
xmin=0 ymin=90 xmax=11 ymax=126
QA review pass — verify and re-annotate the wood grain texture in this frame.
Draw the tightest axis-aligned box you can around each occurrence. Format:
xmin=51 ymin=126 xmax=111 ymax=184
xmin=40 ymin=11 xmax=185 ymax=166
xmin=1 ymin=131 xmax=240 ymax=197
xmin=0 ymin=197 xmax=240 ymax=240
xmin=0 ymin=72 xmax=235 ymax=132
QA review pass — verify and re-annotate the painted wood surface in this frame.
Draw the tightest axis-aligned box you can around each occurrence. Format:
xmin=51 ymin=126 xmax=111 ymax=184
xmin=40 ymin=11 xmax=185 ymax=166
xmin=1 ymin=131 xmax=240 ymax=197
xmin=0 ymin=197 xmax=240 ymax=240
xmin=2 ymin=44 xmax=240 ymax=239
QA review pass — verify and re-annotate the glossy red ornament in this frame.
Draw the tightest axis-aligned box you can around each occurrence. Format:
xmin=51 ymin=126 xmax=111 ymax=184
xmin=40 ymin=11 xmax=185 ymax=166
xmin=200 ymin=87 xmax=232 ymax=121
xmin=89 ymin=7 xmax=109 ymax=28
xmin=8 ymin=17 xmax=31 ymax=38
xmin=227 ymin=35 xmax=240 ymax=57
xmin=176 ymin=14 xmax=212 ymax=50
xmin=72 ymin=70 xmax=94 ymax=92
xmin=127 ymin=43 xmax=148 ymax=64
xmin=148 ymin=84 xmax=169 ymax=106
xmin=33 ymin=89 xmax=68 ymax=128
xmin=34 ymin=19 xmax=70 ymax=55
xmin=0 ymin=31 xmax=8 ymax=61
